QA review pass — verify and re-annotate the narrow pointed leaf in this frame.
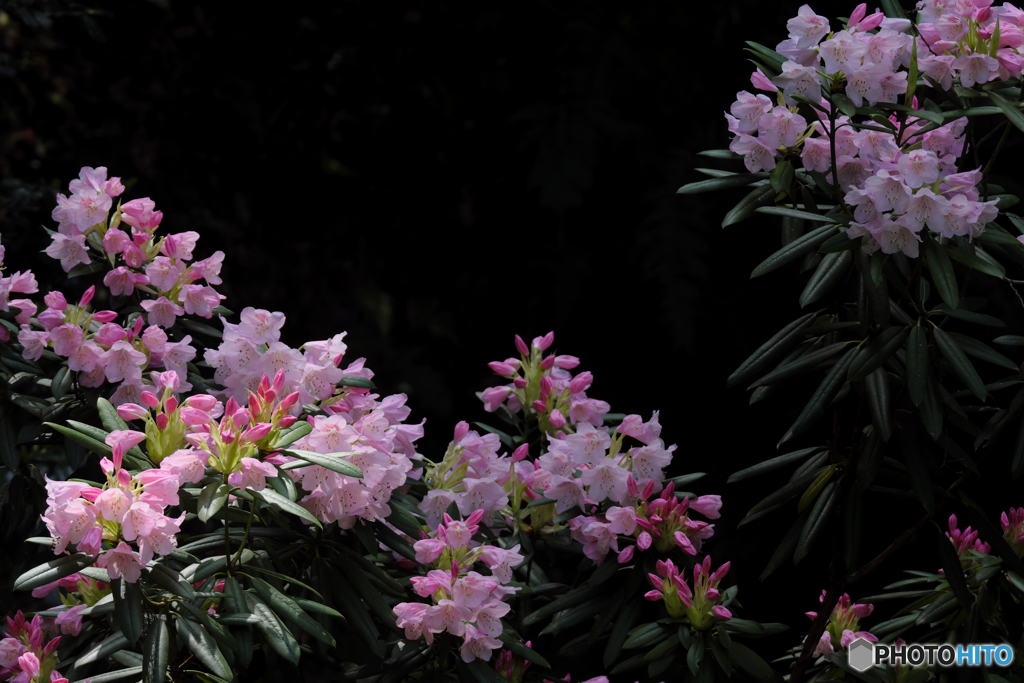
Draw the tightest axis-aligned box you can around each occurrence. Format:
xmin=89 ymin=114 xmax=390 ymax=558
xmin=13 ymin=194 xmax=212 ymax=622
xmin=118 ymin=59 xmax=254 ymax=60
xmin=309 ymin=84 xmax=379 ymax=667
xmin=257 ymin=487 xmax=323 ymax=528
xmin=795 ymin=482 xmax=838 ymax=564
xmin=177 ymin=617 xmax=234 ymax=680
xmin=278 ymin=449 xmax=363 ymax=478
xmin=144 ymin=617 xmax=170 ymax=683
xmin=946 ymin=331 xmax=1018 ymax=371
xmin=677 ymin=173 xmax=768 ymax=194
xmin=74 ymin=632 xmax=131 ymax=668
xmin=751 ymin=223 xmax=840 ymax=278
xmin=111 ymin=578 xmax=144 ymax=645
xmin=780 ymin=348 xmax=858 ymax=445
xmin=749 ymin=342 xmax=850 ymax=387
xmin=247 ymin=593 xmax=301 ymax=665
xmin=197 ymin=483 xmax=231 ymax=524
xmin=990 ymin=89 xmax=1024 ymax=135
xmin=933 ymin=327 xmax=987 ymax=401
xmin=934 ymin=523 xmax=973 ymax=610
xmin=848 ymin=326 xmax=910 ymax=382
xmin=906 ymin=326 xmax=928 ymax=407
xmin=728 ymin=312 xmax=817 ymax=388
xmin=924 ymin=238 xmax=959 ymax=310
xmin=249 ymin=576 xmax=336 ymax=647
xmin=728 ymin=447 xmax=822 ymax=483
xmin=897 ymin=428 xmax=935 ymax=513
xmin=722 ymin=184 xmax=778 ymax=228
xmin=920 ymin=373 xmax=944 ymax=440
xmin=14 ymin=553 xmax=96 ymax=592
xmin=865 ymin=367 xmax=892 ymax=442
xmin=944 ymin=243 xmax=1005 ymax=278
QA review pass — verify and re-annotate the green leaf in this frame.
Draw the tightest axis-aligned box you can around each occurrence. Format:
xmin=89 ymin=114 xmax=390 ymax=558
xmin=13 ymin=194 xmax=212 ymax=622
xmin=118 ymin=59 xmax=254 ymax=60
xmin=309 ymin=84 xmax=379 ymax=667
xmin=51 ymin=367 xmax=72 ymax=400
xmin=697 ymin=149 xmax=742 ymax=159
xmin=794 ymin=482 xmax=838 ymax=564
xmin=249 ymin=576 xmax=336 ymax=647
xmin=865 ymin=367 xmax=893 ymax=442
xmin=727 ymin=312 xmax=817 ymax=388
xmin=372 ymin=520 xmax=416 ymax=560
xmin=769 ymin=161 xmax=794 ymax=195
xmin=74 ymin=632 xmax=131 ymax=669
xmin=385 ymin=500 xmax=423 ymax=537
xmin=677 ymin=173 xmax=768 ymax=194
xmin=728 ymin=447 xmax=822 ymax=483
xmin=994 ymin=335 xmax=1024 ymax=346
xmin=278 ymin=448 xmax=363 ymax=478
xmin=111 ymin=578 xmax=144 ymax=645
xmin=540 ymin=597 xmax=608 ymax=635
xmin=920 ymin=373 xmax=944 ymax=441
xmin=856 ymin=426 xmax=886 ymax=491
xmin=322 ymin=561 xmax=384 ymax=659
xmin=906 ymin=38 xmax=918 ymax=103
xmin=604 ymin=596 xmax=643 ymax=667
xmin=924 ymin=238 xmax=959 ymax=310
xmin=257 ymin=487 xmax=323 ymax=528
xmin=177 ymin=617 xmax=234 ymax=680
xmin=45 ymin=421 xmax=110 ymax=458
xmin=722 ymin=184 xmax=778 ymax=228
xmin=523 ymin=582 xmax=606 ymax=625
xmin=933 ymin=327 xmax=987 ymax=401
xmin=14 ymin=552 xmax=96 ymax=592
xmin=82 ymin=666 xmax=144 ymax=682
xmin=906 ymin=326 xmax=929 ymax=407
xmin=331 ymin=551 xmax=401 ymax=635
xmin=780 ymin=348 xmax=858 ymax=445
xmin=799 ymin=250 xmax=853 ymax=308
xmin=271 ymin=422 xmax=312 ymax=449
xmin=178 ymin=318 xmax=223 ymax=339
xmin=944 ymin=243 xmax=1006 ymax=279
xmin=340 ymin=374 xmax=376 ymax=390
xmin=144 ymin=616 xmax=170 ymax=683
xmin=749 ymin=342 xmax=850 ymax=388
xmin=197 ymin=482 xmax=231 ymax=524
xmin=744 ymin=467 xmax=828 ymax=521
xmin=96 ymin=397 xmax=129 ymax=433
xmin=147 ymin=564 xmax=196 ymax=599
xmin=848 ymin=326 xmax=910 ymax=382
xmin=751 ymin=224 xmax=840 ymax=278
xmin=246 ymin=592 xmax=301 ymax=665
xmin=730 ymin=642 xmax=779 ymax=682
xmin=946 ymin=331 xmax=1017 ymax=371
xmin=934 ymin=303 xmax=1007 ymax=327
xmin=755 ymin=206 xmax=836 ymax=223
xmin=989 ymin=89 xmax=1024 ymax=136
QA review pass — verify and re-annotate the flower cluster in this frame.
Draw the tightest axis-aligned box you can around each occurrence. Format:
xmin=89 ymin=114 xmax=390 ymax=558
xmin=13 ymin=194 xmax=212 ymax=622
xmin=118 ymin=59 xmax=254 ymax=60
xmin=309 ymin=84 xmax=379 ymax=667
xmin=0 ymin=612 xmax=67 ymax=683
xmin=394 ymin=511 xmax=523 ymax=663
xmin=40 ymin=435 xmax=190 ymax=583
xmin=916 ymin=0 xmax=1024 ymax=86
xmin=483 ymin=332 xmax=609 ymax=429
xmin=725 ymin=4 xmax=1008 ymax=257
xmin=269 ymin=389 xmax=423 ymax=528
xmin=805 ymin=591 xmax=876 ymax=658
xmin=20 ymin=291 xmax=199 ymax=403
xmin=0 ymin=233 xmax=39 ymax=343
xmin=946 ymin=513 xmax=991 ymax=557
xmin=644 ymin=556 xmax=732 ymax=629
xmin=1001 ymin=506 xmax=1024 ymax=557
xmin=572 ymin=480 xmax=720 ymax=565
xmin=419 ymin=422 xmax=514 ymax=528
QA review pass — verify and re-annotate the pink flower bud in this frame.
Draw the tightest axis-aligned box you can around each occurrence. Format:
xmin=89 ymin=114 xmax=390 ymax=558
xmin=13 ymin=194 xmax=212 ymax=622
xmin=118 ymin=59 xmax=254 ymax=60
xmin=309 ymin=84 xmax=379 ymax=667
xmin=112 ymin=442 xmax=123 ymax=471
xmin=644 ymin=590 xmax=663 ymax=602
xmin=155 ymin=413 xmax=169 ymax=430
xmin=185 ymin=394 xmax=218 ymax=411
xmin=141 ymin=391 xmax=160 ymax=408
xmin=712 ymin=605 xmax=732 ymax=620
xmin=641 ymin=479 xmax=655 ymax=501
xmin=553 ymin=355 xmax=579 ymax=369
xmin=512 ymin=444 xmax=530 ymax=462
xmin=617 ymin=546 xmax=635 ymax=563
xmin=117 ymin=403 xmax=148 ymax=421
xmin=487 ymin=361 xmax=516 ymax=377
xmin=675 ymin=531 xmax=696 ymax=555
xmin=568 ymin=371 xmax=593 ymax=395
xmin=92 ymin=310 xmax=118 ymax=323
xmin=465 ymin=509 xmax=485 ymax=527
xmin=278 ymin=415 xmax=298 ymax=429
xmin=79 ymin=286 xmax=95 ymax=308
xmin=180 ymin=407 xmax=212 ymax=426
xmin=532 ymin=400 xmax=547 ymax=413
xmin=637 ymin=531 xmax=652 ymax=550
xmin=648 ymin=572 xmax=663 ymax=589
xmin=232 ymin=408 xmax=252 ymax=427
xmin=539 ymin=355 xmax=555 ymax=370
xmin=549 ymin=409 xmax=566 ymax=428
xmin=856 ymin=11 xmax=884 ymax=31
xmin=165 ymin=396 xmax=179 ymax=414
xmin=532 ymin=331 xmax=554 ymax=351
xmin=848 ymin=2 xmax=866 ymax=27
xmin=243 ymin=423 xmax=273 ymax=442
xmin=750 ymin=67 xmax=778 ymax=92
xmin=278 ymin=391 xmax=300 ymax=413
xmin=514 ymin=335 xmax=529 ymax=356
xmin=272 ymin=369 xmax=286 ymax=393
xmin=513 ymin=377 xmax=527 ymax=389
xmin=44 ymin=291 xmax=68 ymax=311
xmin=662 ymin=481 xmax=676 ymax=500
xmin=710 ymin=561 xmax=731 ymax=582
xmin=132 ymin=315 xmax=144 ymax=337
xmin=453 ymin=421 xmax=470 ymax=442
xmin=626 ymin=475 xmax=638 ymax=497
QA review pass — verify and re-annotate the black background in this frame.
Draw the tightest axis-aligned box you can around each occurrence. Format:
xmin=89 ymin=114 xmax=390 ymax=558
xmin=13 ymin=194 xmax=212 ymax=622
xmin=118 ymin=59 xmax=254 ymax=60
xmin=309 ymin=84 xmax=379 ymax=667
xmin=4 ymin=0 xmax=1024 ymax=673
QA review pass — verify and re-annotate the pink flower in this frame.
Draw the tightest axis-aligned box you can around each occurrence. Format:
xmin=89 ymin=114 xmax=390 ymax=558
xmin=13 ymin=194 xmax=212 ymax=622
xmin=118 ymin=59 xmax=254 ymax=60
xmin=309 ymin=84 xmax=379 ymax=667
xmin=141 ymin=297 xmax=185 ymax=329
xmin=45 ymin=233 xmax=91 ymax=272
xmin=104 ymin=267 xmax=148 ymax=297
xmin=227 ymin=457 xmax=277 ymax=492
xmin=54 ymin=605 xmax=85 ymax=636
xmin=178 ymin=284 xmax=225 ymax=318
xmin=786 ymin=4 xmax=830 ymax=48
xmin=460 ymin=625 xmax=502 ymax=663
xmin=120 ymin=198 xmax=163 ymax=233
xmin=100 ymin=542 xmax=143 ymax=583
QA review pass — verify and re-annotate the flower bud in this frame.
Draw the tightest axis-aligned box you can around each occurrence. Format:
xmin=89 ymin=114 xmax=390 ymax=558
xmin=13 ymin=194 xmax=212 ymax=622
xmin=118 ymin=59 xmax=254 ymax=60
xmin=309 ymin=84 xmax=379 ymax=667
xmin=514 ymin=335 xmax=529 ymax=356
xmin=185 ymin=394 xmax=218 ymax=411
xmin=243 ymin=423 xmax=273 ymax=443
xmin=155 ymin=413 xmax=169 ymax=430
xmin=79 ymin=286 xmax=95 ymax=308
xmin=549 ymin=409 xmax=566 ymax=429
xmin=568 ymin=371 xmax=593 ymax=395
xmin=531 ymin=400 xmax=547 ymax=413
xmin=539 ymin=355 xmax=555 ymax=370
xmin=513 ymin=377 xmax=527 ymax=389
xmin=553 ymin=354 xmax=579 ymax=369
xmin=532 ymin=331 xmax=554 ymax=351
xmin=512 ymin=444 xmax=529 ymax=462
xmin=92 ymin=310 xmax=119 ymax=323
xmin=141 ymin=391 xmax=160 ymax=408
xmin=617 ymin=546 xmax=635 ymax=563
xmin=487 ymin=361 xmax=516 ymax=377
xmin=278 ymin=415 xmax=298 ymax=429
xmin=117 ymin=403 xmax=148 ymax=421
xmin=453 ymin=421 xmax=470 ymax=443
xmin=44 ymin=291 xmax=68 ymax=311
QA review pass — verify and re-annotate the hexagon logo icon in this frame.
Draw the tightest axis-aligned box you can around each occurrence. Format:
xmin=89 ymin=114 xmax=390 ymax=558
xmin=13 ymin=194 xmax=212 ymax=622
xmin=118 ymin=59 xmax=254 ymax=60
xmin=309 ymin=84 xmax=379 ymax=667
xmin=848 ymin=638 xmax=875 ymax=672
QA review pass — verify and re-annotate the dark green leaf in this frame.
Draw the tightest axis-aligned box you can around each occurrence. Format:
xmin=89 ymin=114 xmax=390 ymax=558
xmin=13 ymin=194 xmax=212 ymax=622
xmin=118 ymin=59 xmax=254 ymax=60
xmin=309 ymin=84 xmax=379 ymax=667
xmin=14 ymin=553 xmax=96 ymax=592
xmin=0 ymin=407 xmax=17 ymax=470
xmin=906 ymin=326 xmax=928 ymax=407
xmin=278 ymin=448 xmax=363 ymax=477
xmin=848 ymin=326 xmax=910 ymax=382
xmin=769 ymin=161 xmax=794 ymax=195
xmin=178 ymin=318 xmax=223 ymax=339
xmin=148 ymin=564 xmax=196 ymax=599
xmin=989 ymin=89 xmax=1024 ymax=136
xmin=249 ymin=576 xmax=336 ymax=647
xmin=946 ymin=332 xmax=1018 ymax=371
xmin=865 ymin=367 xmax=892 ymax=442
xmin=897 ymin=428 xmax=935 ymax=513
xmin=271 ymin=422 xmax=312 ymax=449
xmin=51 ymin=367 xmax=72 ymax=400
xmin=197 ymin=482 xmax=231 ymax=524
xmin=749 ymin=342 xmax=850 ymax=388
xmin=934 ymin=303 xmax=1007 ymax=327
xmin=755 ymin=206 xmax=835 ymax=223
xmin=944 ymin=243 xmax=1006 ymax=279
xmin=258 ymin=488 xmax=323 ymax=528
xmin=177 ymin=617 xmax=234 ymax=679
xmin=728 ymin=447 xmax=822 ymax=483
xmin=722 ymin=184 xmax=778 ymax=228
xmin=933 ymin=327 xmax=987 ymax=401
xmin=340 ymin=374 xmax=376 ymax=390
xmin=751 ymin=224 xmax=840 ymax=279
xmin=780 ymin=348 xmax=858 ymax=445
xmin=856 ymin=426 xmax=886 ymax=492
xmin=331 ymin=551 xmax=401 ymax=635
xmin=794 ymin=482 xmax=838 ymax=564
xmin=994 ymin=335 xmax=1024 ymax=346
xmin=727 ymin=312 xmax=817 ymax=388
xmin=730 ymin=642 xmax=779 ymax=682
xmin=111 ymin=578 xmax=144 ymax=645
xmin=496 ymin=631 xmax=551 ymax=669
xmin=247 ymin=593 xmax=301 ymax=665
xmin=45 ymin=421 xmax=110 ymax=458
xmin=924 ymin=238 xmax=959 ymax=310
xmin=677 ymin=174 xmax=768 ymax=195
xmin=604 ymin=596 xmax=643 ymax=667
xmin=74 ymin=632 xmax=131 ymax=669
xmin=920 ymin=373 xmax=944 ymax=441
xmin=323 ymin=561 xmax=384 ymax=659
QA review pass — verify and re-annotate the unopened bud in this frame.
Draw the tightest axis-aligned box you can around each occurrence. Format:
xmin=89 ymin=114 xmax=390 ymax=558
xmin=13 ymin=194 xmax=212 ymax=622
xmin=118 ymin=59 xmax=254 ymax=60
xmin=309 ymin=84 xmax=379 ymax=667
xmin=141 ymin=391 xmax=160 ymax=408
xmin=514 ymin=335 xmax=529 ymax=356
xmin=79 ymin=286 xmax=96 ymax=308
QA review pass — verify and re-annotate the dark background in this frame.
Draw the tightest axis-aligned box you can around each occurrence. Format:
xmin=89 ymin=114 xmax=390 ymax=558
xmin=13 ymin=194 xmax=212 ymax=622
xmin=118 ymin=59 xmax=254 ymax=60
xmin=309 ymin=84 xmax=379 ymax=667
xmin=4 ymin=0 xmax=1023 ymax=669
